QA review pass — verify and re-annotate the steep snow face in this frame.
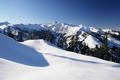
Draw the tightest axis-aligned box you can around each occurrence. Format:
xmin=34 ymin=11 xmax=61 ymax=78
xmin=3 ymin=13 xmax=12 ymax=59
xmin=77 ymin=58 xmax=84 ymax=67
xmin=0 ymin=34 xmax=49 ymax=67
xmin=0 ymin=22 xmax=10 ymax=33
xmin=0 ymin=25 xmax=7 ymax=30
xmin=84 ymin=35 xmax=101 ymax=48
xmin=0 ymin=35 xmax=120 ymax=80
xmin=45 ymin=22 xmax=81 ymax=36
xmin=0 ymin=22 xmax=11 ymax=30
xmin=64 ymin=26 xmax=81 ymax=36
xmin=78 ymin=31 xmax=86 ymax=41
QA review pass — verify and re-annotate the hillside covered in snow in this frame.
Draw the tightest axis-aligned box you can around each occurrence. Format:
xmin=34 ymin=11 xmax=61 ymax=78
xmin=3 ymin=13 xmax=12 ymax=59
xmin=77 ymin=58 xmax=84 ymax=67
xmin=0 ymin=21 xmax=120 ymax=63
xmin=0 ymin=34 xmax=120 ymax=80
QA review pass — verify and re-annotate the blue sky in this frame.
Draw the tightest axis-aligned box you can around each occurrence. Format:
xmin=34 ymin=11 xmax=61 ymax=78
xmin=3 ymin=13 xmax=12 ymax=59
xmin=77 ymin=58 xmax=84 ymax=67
xmin=0 ymin=0 xmax=120 ymax=27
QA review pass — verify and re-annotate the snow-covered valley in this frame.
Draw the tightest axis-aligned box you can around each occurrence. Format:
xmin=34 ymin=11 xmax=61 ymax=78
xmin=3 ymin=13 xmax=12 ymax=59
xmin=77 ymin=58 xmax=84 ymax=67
xmin=0 ymin=34 xmax=120 ymax=80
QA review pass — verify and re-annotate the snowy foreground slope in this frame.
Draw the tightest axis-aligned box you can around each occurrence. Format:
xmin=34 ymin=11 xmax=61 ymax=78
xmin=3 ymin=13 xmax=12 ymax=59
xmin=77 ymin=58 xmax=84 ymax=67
xmin=0 ymin=34 xmax=120 ymax=80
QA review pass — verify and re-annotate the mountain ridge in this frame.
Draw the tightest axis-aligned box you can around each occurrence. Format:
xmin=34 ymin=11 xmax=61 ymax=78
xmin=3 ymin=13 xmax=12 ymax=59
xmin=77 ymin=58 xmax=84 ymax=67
xmin=0 ymin=21 xmax=120 ymax=63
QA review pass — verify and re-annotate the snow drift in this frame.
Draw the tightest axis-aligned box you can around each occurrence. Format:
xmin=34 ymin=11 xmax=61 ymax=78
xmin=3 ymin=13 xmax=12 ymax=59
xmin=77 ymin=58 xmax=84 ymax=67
xmin=0 ymin=34 xmax=49 ymax=67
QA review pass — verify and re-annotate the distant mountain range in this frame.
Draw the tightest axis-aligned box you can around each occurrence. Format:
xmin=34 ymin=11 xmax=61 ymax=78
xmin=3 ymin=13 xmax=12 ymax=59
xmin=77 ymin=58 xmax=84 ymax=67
xmin=0 ymin=21 xmax=120 ymax=63
xmin=0 ymin=21 xmax=120 ymax=48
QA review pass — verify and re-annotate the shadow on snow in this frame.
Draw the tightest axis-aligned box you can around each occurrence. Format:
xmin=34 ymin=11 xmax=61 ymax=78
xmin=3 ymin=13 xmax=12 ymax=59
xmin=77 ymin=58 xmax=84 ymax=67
xmin=45 ymin=53 xmax=100 ymax=64
xmin=0 ymin=42 xmax=49 ymax=67
xmin=45 ymin=53 xmax=120 ymax=68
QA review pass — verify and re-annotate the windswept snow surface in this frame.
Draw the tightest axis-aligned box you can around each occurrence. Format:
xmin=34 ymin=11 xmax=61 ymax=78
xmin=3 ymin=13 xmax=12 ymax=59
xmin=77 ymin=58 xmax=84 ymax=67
xmin=0 ymin=34 xmax=120 ymax=80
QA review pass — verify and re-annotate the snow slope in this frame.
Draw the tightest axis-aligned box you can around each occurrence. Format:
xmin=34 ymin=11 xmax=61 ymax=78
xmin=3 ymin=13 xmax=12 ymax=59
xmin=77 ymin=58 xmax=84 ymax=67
xmin=0 ymin=34 xmax=120 ymax=80
xmin=0 ymin=34 xmax=49 ymax=67
xmin=83 ymin=35 xmax=101 ymax=48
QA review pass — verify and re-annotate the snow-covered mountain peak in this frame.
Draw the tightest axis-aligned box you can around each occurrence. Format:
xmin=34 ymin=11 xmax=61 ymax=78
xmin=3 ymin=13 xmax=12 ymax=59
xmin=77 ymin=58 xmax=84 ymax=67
xmin=0 ymin=22 xmax=10 ymax=26
xmin=0 ymin=22 xmax=11 ymax=31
